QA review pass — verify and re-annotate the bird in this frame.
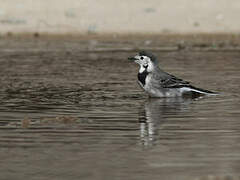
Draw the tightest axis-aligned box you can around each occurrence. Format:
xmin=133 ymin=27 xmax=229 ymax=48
xmin=128 ymin=51 xmax=218 ymax=98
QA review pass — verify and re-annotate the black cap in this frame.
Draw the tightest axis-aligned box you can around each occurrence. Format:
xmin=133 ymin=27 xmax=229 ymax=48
xmin=139 ymin=51 xmax=157 ymax=63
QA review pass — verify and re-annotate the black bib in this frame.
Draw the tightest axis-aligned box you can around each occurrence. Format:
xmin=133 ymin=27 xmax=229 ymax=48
xmin=138 ymin=70 xmax=149 ymax=86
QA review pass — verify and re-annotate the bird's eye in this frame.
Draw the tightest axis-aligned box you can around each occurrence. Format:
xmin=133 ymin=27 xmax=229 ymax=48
xmin=140 ymin=56 xmax=144 ymax=60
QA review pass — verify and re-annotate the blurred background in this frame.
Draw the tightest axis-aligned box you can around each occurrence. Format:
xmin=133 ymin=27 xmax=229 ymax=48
xmin=1 ymin=0 xmax=240 ymax=35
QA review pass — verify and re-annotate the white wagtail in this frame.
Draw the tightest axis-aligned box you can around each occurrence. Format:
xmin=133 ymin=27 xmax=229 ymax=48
xmin=129 ymin=51 xmax=218 ymax=98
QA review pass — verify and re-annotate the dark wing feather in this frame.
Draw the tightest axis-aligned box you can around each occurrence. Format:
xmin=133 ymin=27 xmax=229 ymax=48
xmin=161 ymin=75 xmax=191 ymax=88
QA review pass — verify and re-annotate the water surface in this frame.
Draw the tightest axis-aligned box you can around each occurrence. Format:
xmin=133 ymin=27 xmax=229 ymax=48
xmin=0 ymin=38 xmax=240 ymax=180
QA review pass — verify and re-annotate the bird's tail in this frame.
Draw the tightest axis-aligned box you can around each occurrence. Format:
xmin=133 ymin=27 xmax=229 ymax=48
xmin=180 ymin=85 xmax=218 ymax=98
xmin=188 ymin=85 xmax=218 ymax=95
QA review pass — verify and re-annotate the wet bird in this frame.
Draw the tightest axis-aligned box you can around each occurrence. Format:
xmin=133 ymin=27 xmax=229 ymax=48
xmin=129 ymin=51 xmax=218 ymax=98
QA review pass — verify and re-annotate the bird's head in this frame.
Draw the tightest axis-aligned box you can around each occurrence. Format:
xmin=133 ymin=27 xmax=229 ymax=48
xmin=128 ymin=51 xmax=158 ymax=73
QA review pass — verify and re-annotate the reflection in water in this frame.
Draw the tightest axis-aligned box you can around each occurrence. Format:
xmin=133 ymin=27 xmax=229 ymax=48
xmin=139 ymin=98 xmax=194 ymax=146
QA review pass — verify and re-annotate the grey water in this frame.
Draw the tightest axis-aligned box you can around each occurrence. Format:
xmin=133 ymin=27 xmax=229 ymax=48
xmin=0 ymin=38 xmax=240 ymax=180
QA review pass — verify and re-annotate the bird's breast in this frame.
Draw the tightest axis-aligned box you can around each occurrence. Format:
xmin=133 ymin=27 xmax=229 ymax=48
xmin=138 ymin=70 xmax=149 ymax=86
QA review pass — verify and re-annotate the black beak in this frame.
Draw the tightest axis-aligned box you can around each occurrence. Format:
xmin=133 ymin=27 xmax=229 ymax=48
xmin=128 ymin=57 xmax=137 ymax=61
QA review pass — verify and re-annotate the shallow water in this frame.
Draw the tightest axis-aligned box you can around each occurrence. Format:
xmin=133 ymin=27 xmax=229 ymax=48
xmin=0 ymin=38 xmax=240 ymax=180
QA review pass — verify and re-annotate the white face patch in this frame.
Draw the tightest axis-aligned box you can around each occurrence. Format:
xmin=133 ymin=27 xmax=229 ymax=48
xmin=134 ymin=55 xmax=155 ymax=73
xmin=139 ymin=65 xmax=145 ymax=73
xmin=146 ymin=61 xmax=154 ymax=72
